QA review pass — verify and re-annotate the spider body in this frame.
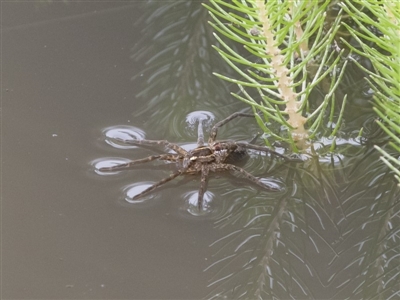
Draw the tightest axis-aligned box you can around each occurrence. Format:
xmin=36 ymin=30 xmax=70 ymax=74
xmin=100 ymin=112 xmax=289 ymax=209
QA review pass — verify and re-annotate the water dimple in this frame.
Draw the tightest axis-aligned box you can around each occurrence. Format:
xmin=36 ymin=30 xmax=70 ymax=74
xmin=185 ymin=110 xmax=215 ymax=131
xmin=183 ymin=190 xmax=214 ymax=216
xmin=92 ymin=158 xmax=132 ymax=175
xmin=258 ymin=178 xmax=286 ymax=192
xmin=124 ymin=182 xmax=157 ymax=203
xmin=103 ymin=126 xmax=145 ymax=149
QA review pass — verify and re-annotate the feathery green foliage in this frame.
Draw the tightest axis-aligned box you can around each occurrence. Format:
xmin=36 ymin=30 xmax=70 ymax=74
xmin=204 ymin=0 xmax=400 ymax=183
xmin=203 ymin=0 xmax=349 ymax=151
xmin=340 ymin=0 xmax=400 ymax=184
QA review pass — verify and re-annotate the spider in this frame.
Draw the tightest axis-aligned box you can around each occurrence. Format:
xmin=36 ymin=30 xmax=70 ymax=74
xmin=99 ymin=112 xmax=290 ymax=209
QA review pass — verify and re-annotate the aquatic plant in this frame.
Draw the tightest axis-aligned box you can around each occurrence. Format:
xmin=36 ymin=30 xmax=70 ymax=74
xmin=203 ymin=0 xmax=349 ymax=150
xmin=130 ymin=2 xmax=400 ymax=298
xmin=204 ymin=0 xmax=400 ymax=183
xmin=201 ymin=1 xmax=400 ymax=298
xmin=339 ymin=1 xmax=400 ymax=184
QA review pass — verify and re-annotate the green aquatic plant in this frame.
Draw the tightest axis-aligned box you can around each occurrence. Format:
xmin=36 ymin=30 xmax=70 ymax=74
xmin=201 ymin=2 xmax=400 ymax=297
xmin=124 ymin=2 xmax=399 ymax=298
xmin=339 ymin=0 xmax=400 ymax=184
xmin=204 ymin=0 xmax=400 ymax=182
xmin=203 ymin=0 xmax=350 ymax=151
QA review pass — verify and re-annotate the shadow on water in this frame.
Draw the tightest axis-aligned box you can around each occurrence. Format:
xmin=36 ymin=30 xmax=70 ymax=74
xmin=3 ymin=1 xmax=400 ymax=299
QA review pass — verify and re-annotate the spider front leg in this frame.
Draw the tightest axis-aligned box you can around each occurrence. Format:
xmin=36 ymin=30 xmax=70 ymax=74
xmin=208 ymin=112 xmax=255 ymax=144
xmin=99 ymin=154 xmax=180 ymax=171
xmin=197 ymin=119 xmax=205 ymax=147
xmin=113 ymin=135 xmax=188 ymax=156
xmin=215 ymin=163 xmax=280 ymax=192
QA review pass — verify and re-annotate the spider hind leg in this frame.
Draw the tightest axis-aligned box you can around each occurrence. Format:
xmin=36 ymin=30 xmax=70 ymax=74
xmin=130 ymin=170 xmax=183 ymax=201
xmin=197 ymin=165 xmax=210 ymax=210
xmin=217 ymin=163 xmax=281 ymax=192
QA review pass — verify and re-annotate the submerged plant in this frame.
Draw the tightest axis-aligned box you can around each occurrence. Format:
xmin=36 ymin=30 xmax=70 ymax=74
xmin=339 ymin=0 xmax=400 ymax=184
xmin=204 ymin=0 xmax=400 ymax=182
xmin=201 ymin=1 xmax=400 ymax=298
xmin=204 ymin=0 xmax=351 ymax=151
xmin=125 ymin=2 xmax=399 ymax=298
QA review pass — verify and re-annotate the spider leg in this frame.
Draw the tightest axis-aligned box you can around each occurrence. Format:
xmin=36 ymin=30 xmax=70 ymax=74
xmin=215 ymin=163 xmax=280 ymax=192
xmin=208 ymin=112 xmax=254 ymax=144
xmin=235 ymin=142 xmax=290 ymax=160
xmin=99 ymin=154 xmax=180 ymax=171
xmin=197 ymin=119 xmax=205 ymax=147
xmin=197 ymin=164 xmax=210 ymax=210
xmin=114 ymin=135 xmax=187 ymax=156
xmin=130 ymin=170 xmax=183 ymax=200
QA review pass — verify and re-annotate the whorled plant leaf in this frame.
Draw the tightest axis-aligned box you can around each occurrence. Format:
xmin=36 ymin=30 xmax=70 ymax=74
xmin=339 ymin=0 xmax=400 ymax=184
xmin=204 ymin=0 xmax=351 ymax=150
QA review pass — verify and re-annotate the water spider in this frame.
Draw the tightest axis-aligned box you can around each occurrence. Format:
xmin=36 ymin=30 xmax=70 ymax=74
xmin=100 ymin=112 xmax=290 ymax=209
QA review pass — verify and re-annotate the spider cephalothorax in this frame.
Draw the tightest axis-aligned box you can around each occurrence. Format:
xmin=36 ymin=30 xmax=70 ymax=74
xmin=100 ymin=112 xmax=290 ymax=209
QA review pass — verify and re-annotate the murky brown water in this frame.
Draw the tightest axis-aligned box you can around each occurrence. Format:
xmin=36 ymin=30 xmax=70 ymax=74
xmin=2 ymin=2 xmax=216 ymax=299
xmin=3 ymin=2 xmax=400 ymax=300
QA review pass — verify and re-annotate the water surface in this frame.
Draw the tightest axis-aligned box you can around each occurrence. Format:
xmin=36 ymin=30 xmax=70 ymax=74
xmin=3 ymin=2 xmax=399 ymax=299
